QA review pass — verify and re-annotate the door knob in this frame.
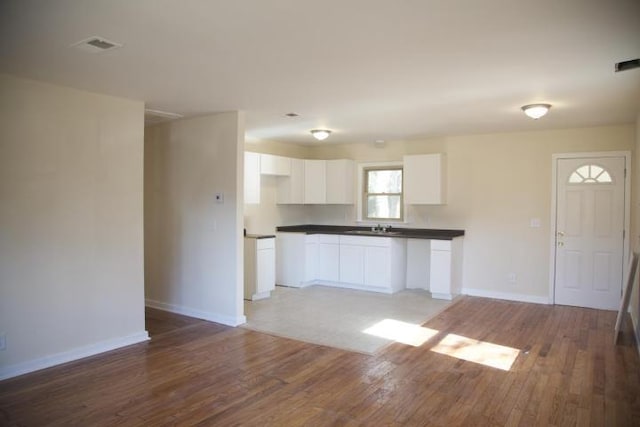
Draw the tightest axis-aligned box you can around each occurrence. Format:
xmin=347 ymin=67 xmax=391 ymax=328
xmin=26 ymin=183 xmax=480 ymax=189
xmin=557 ymin=231 xmax=565 ymax=237
xmin=557 ymin=241 xmax=564 ymax=247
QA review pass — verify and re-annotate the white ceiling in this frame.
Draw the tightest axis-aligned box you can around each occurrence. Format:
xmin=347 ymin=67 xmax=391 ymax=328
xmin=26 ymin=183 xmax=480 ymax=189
xmin=1 ymin=0 xmax=639 ymax=144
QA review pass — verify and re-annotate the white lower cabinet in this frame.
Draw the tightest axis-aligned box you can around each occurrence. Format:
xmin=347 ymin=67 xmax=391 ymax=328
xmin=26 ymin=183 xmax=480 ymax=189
xmin=304 ymin=235 xmax=319 ymax=282
xmin=276 ymin=232 xmax=317 ymax=287
xmin=339 ymin=244 xmax=365 ymax=284
xmin=276 ymin=233 xmax=406 ymax=293
xmin=277 ymin=232 xmax=461 ymax=296
xmin=337 ymin=235 xmax=405 ymax=292
xmin=405 ymin=238 xmax=463 ymax=299
xmin=405 ymin=239 xmax=431 ymax=290
xmin=429 ymin=239 xmax=463 ymax=300
xmin=364 ymin=246 xmax=391 ymax=289
xmin=244 ymin=237 xmax=275 ymax=300
xmin=318 ymin=234 xmax=340 ymax=282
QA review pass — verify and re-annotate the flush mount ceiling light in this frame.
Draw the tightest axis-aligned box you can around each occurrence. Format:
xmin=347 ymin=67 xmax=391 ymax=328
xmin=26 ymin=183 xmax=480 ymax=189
xmin=521 ymin=103 xmax=551 ymax=119
xmin=311 ymin=129 xmax=331 ymax=141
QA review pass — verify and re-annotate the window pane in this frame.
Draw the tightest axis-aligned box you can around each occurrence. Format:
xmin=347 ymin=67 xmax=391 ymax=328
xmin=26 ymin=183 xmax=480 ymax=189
xmin=367 ymin=195 xmax=401 ymax=219
xmin=367 ymin=170 xmax=402 ymax=193
xmin=576 ymin=165 xmax=589 ymax=178
xmin=569 ymin=172 xmax=582 ymax=183
xmin=597 ymin=171 xmax=612 ymax=183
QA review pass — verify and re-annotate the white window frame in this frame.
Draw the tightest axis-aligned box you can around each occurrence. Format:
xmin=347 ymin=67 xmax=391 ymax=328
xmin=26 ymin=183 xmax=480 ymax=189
xmin=356 ymin=161 xmax=405 ymax=223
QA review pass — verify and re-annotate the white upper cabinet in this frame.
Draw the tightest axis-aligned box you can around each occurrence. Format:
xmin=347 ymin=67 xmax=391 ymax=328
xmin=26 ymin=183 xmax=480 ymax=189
xmin=304 ymin=160 xmax=327 ymax=204
xmin=277 ymin=158 xmax=304 ymax=204
xmin=326 ymin=159 xmax=354 ymax=204
xmin=244 ymin=151 xmax=261 ymax=204
xmin=260 ymin=153 xmax=291 ymax=176
xmin=403 ymin=153 xmax=447 ymax=204
xmin=276 ymin=157 xmax=355 ymax=205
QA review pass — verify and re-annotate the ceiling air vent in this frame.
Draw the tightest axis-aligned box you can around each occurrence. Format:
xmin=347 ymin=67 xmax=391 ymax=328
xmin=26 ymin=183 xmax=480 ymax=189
xmin=615 ymin=58 xmax=640 ymax=73
xmin=71 ymin=36 xmax=123 ymax=53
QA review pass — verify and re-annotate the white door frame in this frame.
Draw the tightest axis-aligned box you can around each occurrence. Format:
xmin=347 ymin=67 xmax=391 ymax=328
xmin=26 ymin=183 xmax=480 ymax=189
xmin=548 ymin=151 xmax=631 ymax=305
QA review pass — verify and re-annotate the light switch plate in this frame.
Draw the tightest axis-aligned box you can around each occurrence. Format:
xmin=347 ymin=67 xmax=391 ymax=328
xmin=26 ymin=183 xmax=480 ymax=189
xmin=215 ymin=192 xmax=224 ymax=204
xmin=530 ymin=218 xmax=541 ymax=228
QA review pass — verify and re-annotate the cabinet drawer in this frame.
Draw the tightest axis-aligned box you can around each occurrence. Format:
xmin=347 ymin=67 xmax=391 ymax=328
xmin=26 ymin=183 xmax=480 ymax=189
xmin=257 ymin=238 xmax=275 ymax=250
xmin=339 ymin=235 xmax=391 ymax=247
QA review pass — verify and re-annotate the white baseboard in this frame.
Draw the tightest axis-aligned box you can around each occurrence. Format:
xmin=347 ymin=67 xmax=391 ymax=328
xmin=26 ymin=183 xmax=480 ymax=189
xmin=462 ymin=288 xmax=550 ymax=305
xmin=145 ymin=299 xmax=246 ymax=327
xmin=431 ymin=292 xmax=454 ymax=300
xmin=0 ymin=331 xmax=149 ymax=381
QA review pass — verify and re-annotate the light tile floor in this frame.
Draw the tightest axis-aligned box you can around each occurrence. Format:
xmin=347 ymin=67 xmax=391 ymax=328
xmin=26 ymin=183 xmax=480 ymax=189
xmin=242 ymin=285 xmax=453 ymax=354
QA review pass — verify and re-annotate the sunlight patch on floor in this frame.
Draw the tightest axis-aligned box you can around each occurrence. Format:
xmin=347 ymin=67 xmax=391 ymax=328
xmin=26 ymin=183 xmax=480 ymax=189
xmin=430 ymin=333 xmax=520 ymax=371
xmin=363 ymin=319 xmax=439 ymax=347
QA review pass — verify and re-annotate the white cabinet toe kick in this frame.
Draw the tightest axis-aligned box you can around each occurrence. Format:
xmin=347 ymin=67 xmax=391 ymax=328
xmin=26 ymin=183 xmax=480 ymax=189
xmin=276 ymin=232 xmax=463 ymax=298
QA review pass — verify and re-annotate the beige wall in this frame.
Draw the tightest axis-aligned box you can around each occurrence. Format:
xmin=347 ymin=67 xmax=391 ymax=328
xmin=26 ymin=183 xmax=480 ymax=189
xmin=0 ymin=75 xmax=147 ymax=379
xmin=145 ymin=112 xmax=245 ymax=325
xmin=306 ymin=125 xmax=635 ymax=300
xmin=245 ymin=139 xmax=310 ymax=158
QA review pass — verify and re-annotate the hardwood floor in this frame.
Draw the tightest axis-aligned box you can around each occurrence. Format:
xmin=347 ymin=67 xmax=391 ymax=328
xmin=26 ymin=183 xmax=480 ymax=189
xmin=1 ymin=297 xmax=639 ymax=426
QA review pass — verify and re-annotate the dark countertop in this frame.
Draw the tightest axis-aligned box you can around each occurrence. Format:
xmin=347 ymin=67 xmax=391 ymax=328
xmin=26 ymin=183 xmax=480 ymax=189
xmin=245 ymin=234 xmax=276 ymax=239
xmin=276 ymin=225 xmax=464 ymax=240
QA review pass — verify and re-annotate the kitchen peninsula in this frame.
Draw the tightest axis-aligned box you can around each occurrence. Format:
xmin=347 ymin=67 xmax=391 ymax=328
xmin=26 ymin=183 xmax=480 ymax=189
xmin=276 ymin=225 xmax=464 ymax=299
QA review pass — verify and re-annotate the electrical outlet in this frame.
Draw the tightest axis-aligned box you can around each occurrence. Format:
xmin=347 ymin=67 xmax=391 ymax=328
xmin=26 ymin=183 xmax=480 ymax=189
xmin=508 ymin=273 xmax=517 ymax=283
xmin=0 ymin=333 xmax=6 ymax=351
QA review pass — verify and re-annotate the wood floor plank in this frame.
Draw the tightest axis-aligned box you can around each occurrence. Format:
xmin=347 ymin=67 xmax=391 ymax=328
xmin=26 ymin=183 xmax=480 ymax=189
xmin=1 ymin=296 xmax=639 ymax=426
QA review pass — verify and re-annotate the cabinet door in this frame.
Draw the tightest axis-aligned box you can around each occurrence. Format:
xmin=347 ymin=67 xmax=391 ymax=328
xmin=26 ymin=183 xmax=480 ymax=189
xmin=364 ymin=246 xmax=390 ymax=288
xmin=277 ymin=158 xmax=304 ymax=204
xmin=276 ymin=233 xmax=306 ymax=286
xmin=261 ymin=154 xmax=291 ymax=176
xmin=406 ymin=239 xmax=430 ymax=289
xmin=430 ymin=240 xmax=452 ymax=298
xmin=318 ymin=243 xmax=340 ymax=281
xmin=304 ymin=238 xmax=318 ymax=282
xmin=326 ymin=159 xmax=354 ymax=204
xmin=304 ymin=160 xmax=327 ymax=204
xmin=256 ymin=247 xmax=276 ymax=293
xmin=403 ymin=153 xmax=446 ymax=204
xmin=244 ymin=152 xmax=261 ymax=204
xmin=339 ymin=245 xmax=365 ymax=284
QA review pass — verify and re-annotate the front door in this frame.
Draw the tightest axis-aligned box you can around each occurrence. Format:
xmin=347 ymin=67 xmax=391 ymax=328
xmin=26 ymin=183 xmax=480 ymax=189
xmin=554 ymin=156 xmax=626 ymax=310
